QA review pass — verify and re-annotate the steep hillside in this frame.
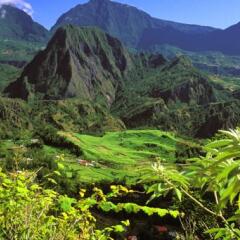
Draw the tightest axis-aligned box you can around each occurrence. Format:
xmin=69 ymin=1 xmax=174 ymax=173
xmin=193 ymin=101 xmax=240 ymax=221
xmin=0 ymin=5 xmax=49 ymax=42
xmin=0 ymin=97 xmax=124 ymax=138
xmin=0 ymin=5 xmax=48 ymax=87
xmin=113 ymin=56 xmax=240 ymax=137
xmin=51 ymin=0 xmax=240 ymax=56
xmin=4 ymin=26 xmax=240 ymax=137
xmin=5 ymin=25 xmax=132 ymax=104
xmin=52 ymin=0 xmax=215 ymax=48
xmin=0 ymin=64 xmax=20 ymax=92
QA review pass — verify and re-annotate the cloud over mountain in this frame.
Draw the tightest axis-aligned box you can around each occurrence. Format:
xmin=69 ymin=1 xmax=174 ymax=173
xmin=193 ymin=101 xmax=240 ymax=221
xmin=0 ymin=0 xmax=33 ymax=16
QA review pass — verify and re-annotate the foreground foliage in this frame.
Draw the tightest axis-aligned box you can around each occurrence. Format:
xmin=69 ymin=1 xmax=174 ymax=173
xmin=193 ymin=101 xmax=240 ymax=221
xmin=0 ymin=155 xmax=179 ymax=239
xmin=0 ymin=168 xmax=121 ymax=240
xmin=148 ymin=129 xmax=240 ymax=239
xmin=1 ymin=129 xmax=240 ymax=239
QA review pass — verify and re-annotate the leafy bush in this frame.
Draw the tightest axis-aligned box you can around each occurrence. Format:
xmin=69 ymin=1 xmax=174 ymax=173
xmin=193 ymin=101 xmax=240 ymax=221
xmin=0 ymin=168 xmax=131 ymax=240
xmin=148 ymin=129 xmax=240 ymax=239
xmin=0 ymin=151 xmax=182 ymax=239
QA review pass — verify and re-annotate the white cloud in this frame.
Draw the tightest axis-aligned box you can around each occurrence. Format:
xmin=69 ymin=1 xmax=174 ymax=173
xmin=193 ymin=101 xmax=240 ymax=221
xmin=0 ymin=0 xmax=33 ymax=16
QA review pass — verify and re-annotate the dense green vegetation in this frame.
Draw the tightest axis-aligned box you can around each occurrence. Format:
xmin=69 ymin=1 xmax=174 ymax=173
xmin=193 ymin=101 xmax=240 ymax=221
xmin=0 ymin=64 xmax=20 ymax=92
xmin=0 ymin=164 xmax=132 ymax=240
xmin=147 ymin=129 xmax=240 ymax=239
xmin=4 ymin=26 xmax=240 ymax=139
xmin=150 ymin=44 xmax=240 ymax=78
xmin=0 ymin=5 xmax=240 ymax=238
xmin=56 ymin=130 xmax=197 ymax=184
xmin=1 ymin=129 xmax=197 ymax=186
xmin=1 ymin=128 xmax=240 ymax=239
xmin=0 ymin=39 xmax=44 ymax=62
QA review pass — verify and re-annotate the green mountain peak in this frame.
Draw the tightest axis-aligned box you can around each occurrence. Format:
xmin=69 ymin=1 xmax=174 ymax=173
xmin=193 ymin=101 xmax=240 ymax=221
xmin=0 ymin=4 xmax=49 ymax=42
xmin=5 ymin=25 xmax=132 ymax=103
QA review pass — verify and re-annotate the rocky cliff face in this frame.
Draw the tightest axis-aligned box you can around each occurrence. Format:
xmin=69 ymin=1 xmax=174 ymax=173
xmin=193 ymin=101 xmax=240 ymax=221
xmin=113 ymin=55 xmax=238 ymax=137
xmin=148 ymin=57 xmax=217 ymax=105
xmin=5 ymin=25 xmax=132 ymax=106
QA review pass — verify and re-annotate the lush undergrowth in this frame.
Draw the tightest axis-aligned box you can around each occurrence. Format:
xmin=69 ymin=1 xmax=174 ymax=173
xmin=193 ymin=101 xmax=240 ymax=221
xmin=1 ymin=128 xmax=240 ymax=239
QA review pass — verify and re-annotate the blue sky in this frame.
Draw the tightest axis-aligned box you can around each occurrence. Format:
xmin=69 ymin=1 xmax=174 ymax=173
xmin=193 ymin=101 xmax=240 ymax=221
xmin=4 ymin=0 xmax=240 ymax=29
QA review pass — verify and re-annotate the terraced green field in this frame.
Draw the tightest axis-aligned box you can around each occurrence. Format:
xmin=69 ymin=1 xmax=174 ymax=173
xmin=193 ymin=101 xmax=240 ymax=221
xmin=1 ymin=130 xmax=198 ymax=185
xmin=55 ymin=130 xmax=197 ymax=185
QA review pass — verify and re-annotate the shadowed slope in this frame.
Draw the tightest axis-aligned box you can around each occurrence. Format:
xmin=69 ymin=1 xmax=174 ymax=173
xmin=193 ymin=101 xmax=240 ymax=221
xmin=5 ymin=25 xmax=132 ymax=104
xmin=0 ymin=5 xmax=49 ymax=42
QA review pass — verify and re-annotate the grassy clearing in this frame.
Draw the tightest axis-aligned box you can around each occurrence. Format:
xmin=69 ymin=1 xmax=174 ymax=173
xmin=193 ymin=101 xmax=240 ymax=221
xmin=57 ymin=130 xmax=195 ymax=185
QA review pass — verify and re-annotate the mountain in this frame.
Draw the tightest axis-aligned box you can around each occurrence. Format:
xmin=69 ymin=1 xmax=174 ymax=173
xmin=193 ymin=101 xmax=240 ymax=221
xmin=51 ymin=0 xmax=240 ymax=56
xmin=5 ymin=25 xmax=132 ymax=103
xmin=145 ymin=44 xmax=240 ymax=80
xmin=0 ymin=4 xmax=49 ymax=42
xmin=203 ymin=22 xmax=240 ymax=55
xmin=0 ymin=5 xmax=49 ymax=97
xmin=0 ymin=38 xmax=45 ymax=95
xmin=138 ymin=23 xmax=240 ymax=55
xmin=51 ymin=0 xmax=216 ymax=48
xmin=113 ymin=55 xmax=240 ymax=137
xmin=5 ymin=25 xmax=240 ymax=137
xmin=0 ymin=64 xmax=20 ymax=92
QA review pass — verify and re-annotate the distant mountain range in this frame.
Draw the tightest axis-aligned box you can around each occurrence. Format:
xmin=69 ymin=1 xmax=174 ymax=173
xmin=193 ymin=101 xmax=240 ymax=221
xmin=51 ymin=0 xmax=240 ymax=56
xmin=0 ymin=0 xmax=240 ymax=83
xmin=51 ymin=0 xmax=216 ymax=48
xmin=138 ymin=22 xmax=240 ymax=55
xmin=1 ymin=0 xmax=240 ymax=56
xmin=0 ymin=5 xmax=49 ymax=42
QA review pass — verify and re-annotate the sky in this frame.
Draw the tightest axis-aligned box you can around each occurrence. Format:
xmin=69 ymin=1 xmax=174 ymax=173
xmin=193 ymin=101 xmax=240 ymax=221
xmin=0 ymin=0 xmax=240 ymax=30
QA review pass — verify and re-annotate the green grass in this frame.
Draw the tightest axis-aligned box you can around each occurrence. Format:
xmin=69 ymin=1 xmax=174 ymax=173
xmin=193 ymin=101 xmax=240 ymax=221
xmin=0 ymin=129 xmax=198 ymax=185
xmin=55 ymin=130 xmax=195 ymax=185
